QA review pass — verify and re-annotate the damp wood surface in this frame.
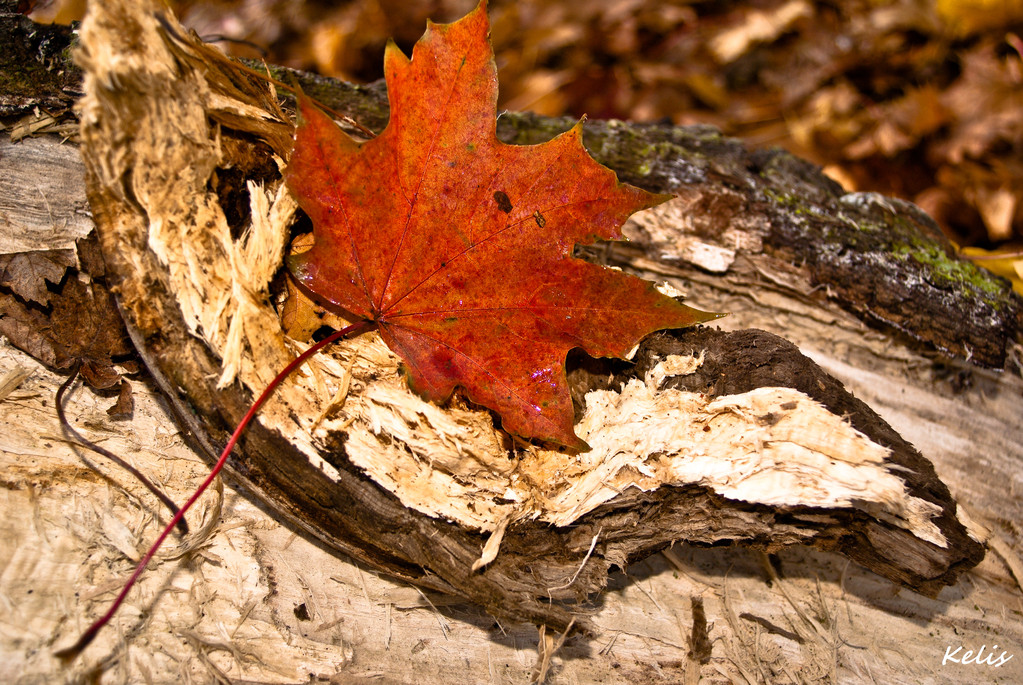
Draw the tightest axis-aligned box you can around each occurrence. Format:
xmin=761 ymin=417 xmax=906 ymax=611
xmin=2 ymin=2 xmax=1023 ymax=683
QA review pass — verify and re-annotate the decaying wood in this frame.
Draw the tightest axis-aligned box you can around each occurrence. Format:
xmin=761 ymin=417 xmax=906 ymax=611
xmin=2 ymin=1 xmax=1022 ymax=683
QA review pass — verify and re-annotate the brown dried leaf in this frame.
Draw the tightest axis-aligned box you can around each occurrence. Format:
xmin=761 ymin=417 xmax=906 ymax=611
xmin=940 ymin=42 xmax=1023 ymax=164
xmin=0 ymin=249 xmax=77 ymax=304
xmin=709 ymin=0 xmax=812 ymax=64
xmin=0 ymin=293 xmax=57 ymax=365
xmin=49 ymin=276 xmax=133 ymax=373
xmin=106 ymin=378 xmax=135 ymax=417
xmin=1 ymin=267 xmax=133 ymax=388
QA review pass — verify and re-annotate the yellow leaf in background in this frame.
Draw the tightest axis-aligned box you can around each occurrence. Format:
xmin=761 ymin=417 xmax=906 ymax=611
xmin=975 ymin=186 xmax=1017 ymax=242
xmin=960 ymin=246 xmax=1023 ymax=294
xmin=936 ymin=0 xmax=1023 ymax=36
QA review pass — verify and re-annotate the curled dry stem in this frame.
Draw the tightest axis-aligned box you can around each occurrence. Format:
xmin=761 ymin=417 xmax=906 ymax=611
xmin=55 ymin=320 xmax=373 ymax=660
xmin=56 ymin=361 xmax=189 ymax=535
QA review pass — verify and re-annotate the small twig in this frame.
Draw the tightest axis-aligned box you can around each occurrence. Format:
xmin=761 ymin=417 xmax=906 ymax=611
xmin=962 ymin=249 xmax=1023 ymax=261
xmin=598 ymin=630 xmax=619 ymax=656
xmin=547 ymin=527 xmax=601 ymax=594
xmin=197 ymin=34 xmax=269 ymax=57
xmin=531 ymin=618 xmax=576 ymax=684
xmin=413 ymin=587 xmax=450 ymax=640
xmin=56 ymin=361 xmax=188 ymax=535
xmin=0 ymin=365 xmax=33 ymax=402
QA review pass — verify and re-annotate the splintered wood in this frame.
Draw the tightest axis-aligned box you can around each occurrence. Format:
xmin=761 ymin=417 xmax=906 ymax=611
xmin=343 ymin=351 xmax=946 ymax=553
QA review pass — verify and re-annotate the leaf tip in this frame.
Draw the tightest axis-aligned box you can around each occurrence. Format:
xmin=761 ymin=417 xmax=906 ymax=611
xmin=383 ymin=38 xmax=410 ymax=75
xmin=695 ymin=309 xmax=729 ymax=325
xmin=466 ymin=0 xmax=491 ymax=26
xmin=285 ymin=250 xmax=316 ymax=291
xmin=559 ymin=433 xmax=591 ymax=453
xmin=649 ymin=191 xmax=677 ymax=207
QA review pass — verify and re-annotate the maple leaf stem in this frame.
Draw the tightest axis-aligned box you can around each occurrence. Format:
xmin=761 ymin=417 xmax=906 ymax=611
xmin=55 ymin=320 xmax=374 ymax=660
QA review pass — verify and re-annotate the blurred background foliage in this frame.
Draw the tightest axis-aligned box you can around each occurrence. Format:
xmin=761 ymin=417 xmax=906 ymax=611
xmin=29 ymin=0 xmax=1023 ymax=289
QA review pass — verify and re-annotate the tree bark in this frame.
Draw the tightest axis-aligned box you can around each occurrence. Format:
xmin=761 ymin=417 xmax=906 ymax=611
xmin=2 ymin=2 xmax=1021 ymax=684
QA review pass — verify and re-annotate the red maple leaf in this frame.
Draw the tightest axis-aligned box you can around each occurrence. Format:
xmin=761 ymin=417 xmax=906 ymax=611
xmin=286 ymin=2 xmax=716 ymax=448
xmin=59 ymin=4 xmax=721 ymax=654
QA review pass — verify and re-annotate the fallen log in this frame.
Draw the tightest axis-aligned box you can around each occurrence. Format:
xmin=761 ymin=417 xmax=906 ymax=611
xmin=1 ymin=1 xmax=1021 ymax=683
